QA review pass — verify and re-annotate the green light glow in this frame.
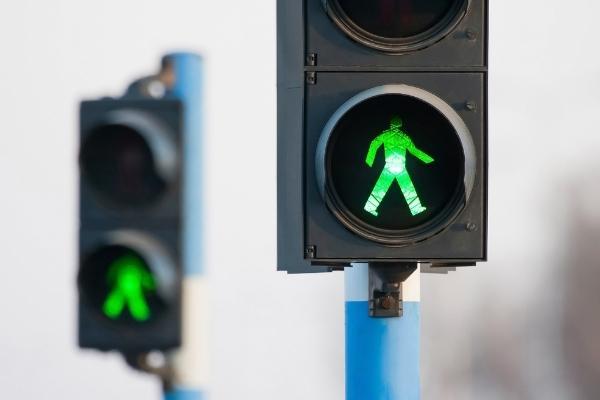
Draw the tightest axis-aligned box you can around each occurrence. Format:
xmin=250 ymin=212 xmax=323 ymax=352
xmin=363 ymin=116 xmax=434 ymax=217
xmin=102 ymin=254 xmax=156 ymax=322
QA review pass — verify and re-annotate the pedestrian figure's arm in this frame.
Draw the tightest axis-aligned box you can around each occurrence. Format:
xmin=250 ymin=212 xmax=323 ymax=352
xmin=408 ymin=144 xmax=434 ymax=164
xmin=365 ymin=135 xmax=384 ymax=167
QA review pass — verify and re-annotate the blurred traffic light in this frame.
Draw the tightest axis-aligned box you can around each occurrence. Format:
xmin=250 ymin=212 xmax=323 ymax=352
xmin=79 ymin=234 xmax=176 ymax=326
xmin=278 ymin=0 xmax=488 ymax=273
xmin=78 ymin=63 xmax=183 ymax=353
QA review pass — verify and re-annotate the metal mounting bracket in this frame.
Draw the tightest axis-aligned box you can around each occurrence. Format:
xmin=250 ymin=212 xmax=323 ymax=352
xmin=368 ymin=263 xmax=417 ymax=318
xmin=123 ymin=352 xmax=175 ymax=392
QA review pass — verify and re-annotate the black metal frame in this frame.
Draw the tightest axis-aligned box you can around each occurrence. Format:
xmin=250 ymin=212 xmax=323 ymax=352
xmin=276 ymin=0 xmax=489 ymax=273
xmin=304 ymin=72 xmax=486 ymax=265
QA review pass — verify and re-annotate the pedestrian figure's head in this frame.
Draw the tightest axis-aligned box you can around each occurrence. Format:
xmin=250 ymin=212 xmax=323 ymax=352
xmin=390 ymin=116 xmax=403 ymax=130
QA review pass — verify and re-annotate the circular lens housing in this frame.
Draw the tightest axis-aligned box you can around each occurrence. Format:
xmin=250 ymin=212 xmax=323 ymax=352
xmin=79 ymin=232 xmax=176 ymax=326
xmin=80 ymin=110 xmax=177 ymax=208
xmin=324 ymin=0 xmax=469 ymax=53
xmin=316 ymin=85 xmax=476 ymax=245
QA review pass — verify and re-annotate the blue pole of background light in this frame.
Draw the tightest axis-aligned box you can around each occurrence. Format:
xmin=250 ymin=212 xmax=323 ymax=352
xmin=345 ymin=264 xmax=420 ymax=400
xmin=164 ymin=52 xmax=205 ymax=400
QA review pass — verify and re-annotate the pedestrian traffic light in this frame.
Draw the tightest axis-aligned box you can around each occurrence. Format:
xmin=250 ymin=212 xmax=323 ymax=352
xmin=277 ymin=0 xmax=487 ymax=273
xmin=78 ymin=57 xmax=185 ymax=353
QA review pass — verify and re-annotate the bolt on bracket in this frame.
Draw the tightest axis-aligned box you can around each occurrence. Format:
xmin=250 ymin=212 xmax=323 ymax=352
xmin=368 ymin=263 xmax=417 ymax=318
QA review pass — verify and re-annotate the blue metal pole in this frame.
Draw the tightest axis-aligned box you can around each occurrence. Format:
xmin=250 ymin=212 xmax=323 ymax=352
xmin=164 ymin=388 xmax=204 ymax=400
xmin=168 ymin=52 xmax=204 ymax=278
xmin=345 ymin=264 xmax=421 ymax=400
xmin=163 ymin=52 xmax=205 ymax=400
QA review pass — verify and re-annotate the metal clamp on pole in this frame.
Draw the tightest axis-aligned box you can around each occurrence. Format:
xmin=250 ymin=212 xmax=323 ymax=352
xmin=369 ymin=263 xmax=417 ymax=318
xmin=123 ymin=352 xmax=175 ymax=393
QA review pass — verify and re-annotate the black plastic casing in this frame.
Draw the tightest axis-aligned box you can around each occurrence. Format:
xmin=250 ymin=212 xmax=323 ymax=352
xmin=277 ymin=0 xmax=488 ymax=273
xmin=78 ymin=99 xmax=183 ymax=352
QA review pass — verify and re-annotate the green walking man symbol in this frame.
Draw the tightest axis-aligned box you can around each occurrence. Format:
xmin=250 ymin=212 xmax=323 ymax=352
xmin=363 ymin=116 xmax=434 ymax=217
xmin=102 ymin=254 xmax=156 ymax=322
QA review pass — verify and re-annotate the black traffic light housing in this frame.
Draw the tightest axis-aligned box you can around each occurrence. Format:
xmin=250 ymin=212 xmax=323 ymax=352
xmin=79 ymin=95 xmax=183 ymax=352
xmin=278 ymin=0 xmax=488 ymax=273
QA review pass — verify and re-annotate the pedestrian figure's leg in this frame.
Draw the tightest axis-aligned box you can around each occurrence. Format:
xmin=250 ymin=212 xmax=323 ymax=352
xmin=103 ymin=290 xmax=126 ymax=319
xmin=127 ymin=290 xmax=151 ymax=321
xmin=364 ymin=168 xmax=395 ymax=216
xmin=397 ymin=171 xmax=427 ymax=216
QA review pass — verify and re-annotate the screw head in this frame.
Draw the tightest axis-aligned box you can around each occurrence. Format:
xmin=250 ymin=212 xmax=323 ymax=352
xmin=466 ymin=101 xmax=477 ymax=111
xmin=466 ymin=29 xmax=478 ymax=40
xmin=305 ymin=246 xmax=316 ymax=258
xmin=466 ymin=222 xmax=478 ymax=232
xmin=380 ymin=296 xmax=396 ymax=310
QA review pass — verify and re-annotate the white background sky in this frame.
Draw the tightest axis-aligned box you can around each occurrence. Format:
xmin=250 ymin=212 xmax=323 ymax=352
xmin=1 ymin=1 xmax=600 ymax=399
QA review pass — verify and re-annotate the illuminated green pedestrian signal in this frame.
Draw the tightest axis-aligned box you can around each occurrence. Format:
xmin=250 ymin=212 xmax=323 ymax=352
xmin=79 ymin=242 xmax=171 ymax=328
xmin=316 ymin=87 xmax=475 ymax=246
xmin=102 ymin=254 xmax=156 ymax=322
xmin=363 ymin=116 xmax=434 ymax=218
